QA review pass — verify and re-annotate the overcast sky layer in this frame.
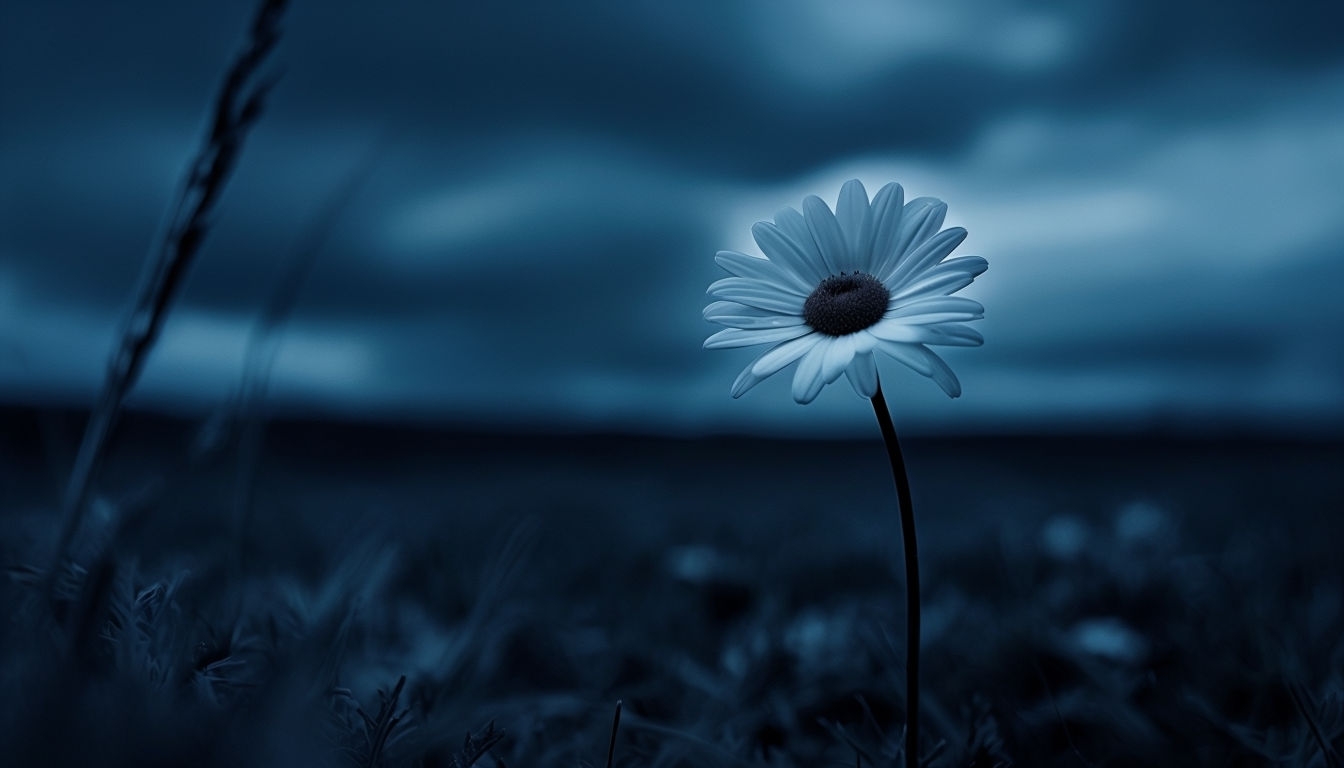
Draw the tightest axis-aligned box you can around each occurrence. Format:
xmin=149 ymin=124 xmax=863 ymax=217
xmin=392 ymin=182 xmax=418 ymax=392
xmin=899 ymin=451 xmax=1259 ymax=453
xmin=2 ymin=0 xmax=1342 ymax=436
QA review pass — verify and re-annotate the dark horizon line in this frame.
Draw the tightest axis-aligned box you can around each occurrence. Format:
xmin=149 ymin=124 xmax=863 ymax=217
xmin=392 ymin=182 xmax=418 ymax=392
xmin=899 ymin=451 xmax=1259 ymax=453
xmin=1 ymin=399 xmax=1339 ymax=448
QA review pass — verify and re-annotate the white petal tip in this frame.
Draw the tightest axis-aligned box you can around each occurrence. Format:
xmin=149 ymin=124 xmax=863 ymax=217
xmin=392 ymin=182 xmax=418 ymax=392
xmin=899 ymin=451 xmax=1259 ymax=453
xmin=802 ymin=195 xmax=831 ymax=214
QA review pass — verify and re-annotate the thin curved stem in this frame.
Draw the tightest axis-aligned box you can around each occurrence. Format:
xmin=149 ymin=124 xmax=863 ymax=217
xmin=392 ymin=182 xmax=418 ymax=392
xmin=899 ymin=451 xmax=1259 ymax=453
xmin=871 ymin=382 xmax=920 ymax=768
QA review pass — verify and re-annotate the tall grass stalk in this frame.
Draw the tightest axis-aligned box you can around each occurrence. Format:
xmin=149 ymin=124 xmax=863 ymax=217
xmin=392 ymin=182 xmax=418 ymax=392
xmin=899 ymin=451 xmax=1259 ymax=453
xmin=47 ymin=0 xmax=290 ymax=590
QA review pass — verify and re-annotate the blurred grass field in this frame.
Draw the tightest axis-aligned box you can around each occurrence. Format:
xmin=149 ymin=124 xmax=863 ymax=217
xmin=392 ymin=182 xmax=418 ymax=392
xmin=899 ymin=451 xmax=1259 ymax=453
xmin=2 ymin=406 xmax=1340 ymax=766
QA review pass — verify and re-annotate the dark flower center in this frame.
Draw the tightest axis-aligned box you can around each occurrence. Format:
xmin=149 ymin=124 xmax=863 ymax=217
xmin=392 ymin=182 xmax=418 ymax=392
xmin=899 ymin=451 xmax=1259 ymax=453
xmin=802 ymin=272 xmax=889 ymax=336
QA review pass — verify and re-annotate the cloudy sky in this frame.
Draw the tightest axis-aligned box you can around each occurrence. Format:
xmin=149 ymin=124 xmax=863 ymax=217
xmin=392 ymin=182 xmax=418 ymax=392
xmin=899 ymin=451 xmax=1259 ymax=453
xmin=2 ymin=0 xmax=1342 ymax=436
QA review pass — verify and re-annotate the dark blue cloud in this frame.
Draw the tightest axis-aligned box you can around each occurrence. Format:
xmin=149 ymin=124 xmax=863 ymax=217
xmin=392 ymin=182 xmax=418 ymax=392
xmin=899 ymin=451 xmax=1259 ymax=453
xmin=2 ymin=0 xmax=1342 ymax=435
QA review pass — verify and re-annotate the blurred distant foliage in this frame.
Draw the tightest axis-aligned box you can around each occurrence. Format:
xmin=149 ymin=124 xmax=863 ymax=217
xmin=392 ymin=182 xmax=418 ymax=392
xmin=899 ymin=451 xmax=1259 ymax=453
xmin=3 ymin=422 xmax=1341 ymax=766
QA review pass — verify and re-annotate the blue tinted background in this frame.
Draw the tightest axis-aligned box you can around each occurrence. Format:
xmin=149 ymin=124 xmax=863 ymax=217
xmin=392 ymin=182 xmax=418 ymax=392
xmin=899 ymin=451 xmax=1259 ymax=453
xmin=3 ymin=0 xmax=1342 ymax=437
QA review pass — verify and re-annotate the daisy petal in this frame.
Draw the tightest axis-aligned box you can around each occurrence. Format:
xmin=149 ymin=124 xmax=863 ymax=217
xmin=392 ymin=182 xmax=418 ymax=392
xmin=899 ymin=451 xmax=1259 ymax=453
xmin=792 ymin=341 xmax=830 ymax=404
xmin=935 ymin=254 xmax=989 ymax=278
xmin=873 ymin=339 xmax=935 ymax=376
xmin=715 ymin=250 xmax=813 ymax=294
xmin=868 ymin=320 xmax=934 ymax=344
xmin=731 ymin=360 xmax=766 ymax=398
xmin=880 ymin=197 xmax=947 ymax=283
xmin=869 ymin=182 xmax=906 ymax=278
xmin=887 ymin=296 xmax=984 ymax=323
xmin=874 ymin=341 xmax=962 ymax=396
xmin=708 ymin=314 xmax=808 ymax=330
xmin=846 ymin=351 xmax=878 ymax=398
xmin=772 ymin=207 xmax=830 ymax=278
xmin=886 ymin=226 xmax=967 ymax=290
xmin=902 ymin=197 xmax=948 ymax=248
xmin=835 ymin=180 xmax=872 ymax=274
xmin=707 ymin=276 xmax=770 ymax=295
xmin=868 ymin=319 xmax=983 ymax=346
xmin=803 ymin=195 xmax=846 ymax=276
xmin=731 ymin=337 xmax=821 ymax=398
xmin=752 ymin=220 xmax=826 ymax=287
xmin=819 ymin=334 xmax=857 ymax=385
xmin=703 ymin=300 xmax=807 ymax=329
xmin=920 ymin=345 xmax=963 ymax=397
xmin=708 ymin=273 xmax=806 ymax=299
xmin=924 ymin=322 xmax=984 ymax=347
xmin=854 ymin=329 xmax=879 ymax=353
xmin=892 ymin=312 xmax=984 ymax=325
xmin=887 ymin=255 xmax=988 ymax=303
xmin=703 ymin=299 xmax=755 ymax=320
xmin=709 ymin=279 xmax=807 ymax=314
xmin=750 ymin=332 xmax=822 ymax=378
xmin=704 ymin=325 xmax=812 ymax=349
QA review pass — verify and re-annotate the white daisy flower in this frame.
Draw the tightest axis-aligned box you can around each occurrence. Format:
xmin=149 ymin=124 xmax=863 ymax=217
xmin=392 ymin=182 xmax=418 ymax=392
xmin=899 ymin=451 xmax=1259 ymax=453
xmin=704 ymin=179 xmax=986 ymax=404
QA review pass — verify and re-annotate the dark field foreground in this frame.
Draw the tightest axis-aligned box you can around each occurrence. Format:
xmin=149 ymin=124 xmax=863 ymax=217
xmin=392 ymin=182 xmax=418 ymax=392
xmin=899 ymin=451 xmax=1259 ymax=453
xmin=1 ymin=407 xmax=1341 ymax=766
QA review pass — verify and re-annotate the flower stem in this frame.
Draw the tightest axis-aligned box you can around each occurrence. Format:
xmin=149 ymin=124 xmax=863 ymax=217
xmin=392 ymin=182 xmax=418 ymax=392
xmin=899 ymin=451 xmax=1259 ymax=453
xmin=871 ymin=382 xmax=920 ymax=768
